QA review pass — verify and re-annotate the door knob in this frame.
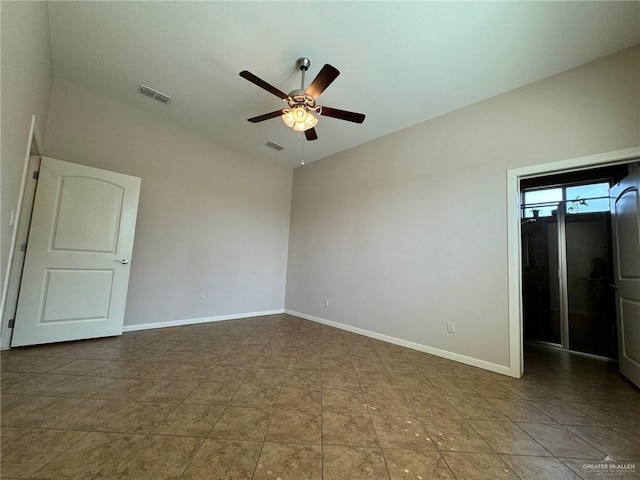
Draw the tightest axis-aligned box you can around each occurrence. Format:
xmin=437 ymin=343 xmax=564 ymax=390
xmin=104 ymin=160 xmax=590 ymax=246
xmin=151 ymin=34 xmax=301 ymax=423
xmin=115 ymin=259 xmax=130 ymax=265
xmin=609 ymin=283 xmax=619 ymax=289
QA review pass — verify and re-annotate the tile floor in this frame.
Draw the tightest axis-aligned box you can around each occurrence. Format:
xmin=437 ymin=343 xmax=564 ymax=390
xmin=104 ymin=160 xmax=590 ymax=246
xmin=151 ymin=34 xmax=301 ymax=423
xmin=1 ymin=314 xmax=639 ymax=479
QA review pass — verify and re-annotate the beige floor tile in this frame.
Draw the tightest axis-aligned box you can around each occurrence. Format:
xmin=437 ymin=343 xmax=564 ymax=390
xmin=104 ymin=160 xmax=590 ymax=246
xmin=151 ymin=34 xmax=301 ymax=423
xmin=254 ymin=355 xmax=291 ymax=370
xmin=430 ymin=377 xmax=479 ymax=396
xmin=132 ymin=361 xmax=212 ymax=381
xmin=322 ymin=388 xmax=368 ymax=414
xmin=153 ymin=404 xmax=225 ymax=437
xmin=106 ymin=434 xmax=202 ymax=480
xmin=3 ymin=395 xmax=81 ymax=429
xmin=183 ymin=381 xmax=239 ymax=405
xmin=363 ymin=386 xmax=408 ymax=406
xmin=518 ymin=422 xmax=604 ymax=459
xmin=276 ymin=386 xmax=322 ymax=413
xmin=500 ymin=455 xmax=581 ymax=480
xmin=282 ymin=368 xmax=322 ymax=390
xmin=97 ymin=402 xmax=176 ymax=434
xmin=0 ymin=427 xmax=86 ymax=478
xmin=231 ymin=384 xmax=279 ymax=407
xmin=181 ymin=439 xmax=261 ymax=479
xmin=421 ymin=415 xmax=493 ymax=453
xmin=322 ymin=411 xmax=379 ymax=447
xmin=0 ymin=372 xmax=77 ymax=395
xmin=209 ymin=406 xmax=273 ymax=441
xmin=1 ymin=355 xmax=75 ymax=373
xmin=528 ymin=400 xmax=598 ymax=425
xmin=570 ymin=402 xmax=640 ymax=428
xmin=383 ymin=448 xmax=455 ymax=480
xmin=29 ymin=432 xmax=145 ymax=479
xmin=567 ymin=425 xmax=640 ymax=461
xmin=40 ymin=398 xmax=129 ymax=430
xmin=85 ymin=347 xmax=126 ymax=361
xmin=113 ymin=349 xmax=163 ymax=363
xmin=442 ymin=452 xmax=519 ymax=480
xmin=322 ymin=371 xmax=362 ymax=391
xmin=404 ymin=392 xmax=462 ymax=417
xmin=1 ymin=394 xmax=57 ymax=427
xmin=48 ymin=375 xmax=118 ymax=398
xmin=204 ymin=366 xmax=248 ymax=384
xmin=323 ymin=445 xmax=390 ymax=480
xmin=371 ymin=414 xmax=435 ymax=450
xmin=91 ymin=377 xmax=157 ymax=400
xmin=446 ymin=396 xmax=510 ymax=421
xmin=136 ymin=380 xmax=198 ymax=403
xmin=90 ymin=361 xmax=146 ymax=378
xmin=488 ymin=398 xmax=554 ymax=423
xmin=2 ymin=317 xmax=639 ymax=480
xmin=49 ymin=358 xmax=111 ymax=375
xmin=242 ymin=368 xmax=286 ymax=387
xmin=254 ymin=442 xmax=322 ymax=480
xmin=469 ymin=420 xmax=550 ymax=456
xmin=560 ymin=457 xmax=640 ymax=479
xmin=266 ymin=408 xmax=322 ymax=444
xmin=469 ymin=381 xmax=522 ymax=399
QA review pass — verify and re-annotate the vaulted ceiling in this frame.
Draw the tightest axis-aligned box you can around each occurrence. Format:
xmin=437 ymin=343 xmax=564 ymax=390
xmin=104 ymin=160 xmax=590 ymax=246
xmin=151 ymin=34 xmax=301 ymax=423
xmin=48 ymin=1 xmax=640 ymax=167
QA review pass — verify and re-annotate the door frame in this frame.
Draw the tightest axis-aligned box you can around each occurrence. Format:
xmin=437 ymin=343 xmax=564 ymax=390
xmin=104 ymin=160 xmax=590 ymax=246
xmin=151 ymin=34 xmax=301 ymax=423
xmin=0 ymin=116 xmax=42 ymax=350
xmin=507 ymin=146 xmax=640 ymax=378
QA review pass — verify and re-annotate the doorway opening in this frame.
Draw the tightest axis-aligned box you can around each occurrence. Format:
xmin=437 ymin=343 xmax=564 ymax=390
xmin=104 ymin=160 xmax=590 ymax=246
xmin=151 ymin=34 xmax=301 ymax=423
xmin=506 ymin=147 xmax=640 ymax=378
xmin=520 ymin=165 xmax=627 ymax=360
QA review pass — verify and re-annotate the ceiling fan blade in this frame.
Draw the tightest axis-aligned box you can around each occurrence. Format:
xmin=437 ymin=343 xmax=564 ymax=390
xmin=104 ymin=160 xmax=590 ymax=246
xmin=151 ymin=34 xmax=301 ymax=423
xmin=305 ymin=128 xmax=318 ymax=141
xmin=240 ymin=71 xmax=288 ymax=100
xmin=305 ymin=64 xmax=340 ymax=99
xmin=320 ymin=106 xmax=365 ymax=124
xmin=247 ymin=110 xmax=285 ymax=123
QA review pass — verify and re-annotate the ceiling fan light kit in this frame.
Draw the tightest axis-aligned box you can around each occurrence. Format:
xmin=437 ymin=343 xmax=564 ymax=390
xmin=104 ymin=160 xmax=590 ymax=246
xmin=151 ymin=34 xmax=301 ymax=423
xmin=240 ymin=57 xmax=365 ymax=141
xmin=282 ymin=105 xmax=318 ymax=132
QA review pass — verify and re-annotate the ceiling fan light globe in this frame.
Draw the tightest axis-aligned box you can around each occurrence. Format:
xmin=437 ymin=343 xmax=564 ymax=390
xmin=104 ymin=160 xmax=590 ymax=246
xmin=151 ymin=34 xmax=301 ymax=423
xmin=293 ymin=106 xmax=307 ymax=121
xmin=282 ymin=107 xmax=318 ymax=132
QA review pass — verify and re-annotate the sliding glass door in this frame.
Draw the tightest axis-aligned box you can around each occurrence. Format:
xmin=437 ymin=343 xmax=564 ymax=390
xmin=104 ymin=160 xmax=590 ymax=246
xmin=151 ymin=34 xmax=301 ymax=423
xmin=521 ymin=182 xmax=617 ymax=358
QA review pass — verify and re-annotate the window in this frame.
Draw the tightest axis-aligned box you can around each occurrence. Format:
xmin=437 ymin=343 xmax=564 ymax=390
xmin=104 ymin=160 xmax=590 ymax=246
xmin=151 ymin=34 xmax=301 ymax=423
xmin=523 ymin=188 xmax=562 ymax=218
xmin=565 ymin=182 xmax=610 ymax=214
xmin=522 ymin=182 xmax=610 ymax=218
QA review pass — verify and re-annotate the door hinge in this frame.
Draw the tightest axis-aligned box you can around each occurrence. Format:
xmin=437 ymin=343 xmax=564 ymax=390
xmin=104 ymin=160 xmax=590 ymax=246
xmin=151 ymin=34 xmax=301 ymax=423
xmin=8 ymin=319 xmax=15 ymax=328
xmin=20 ymin=243 xmax=27 ymax=252
xmin=33 ymin=171 xmax=39 ymax=180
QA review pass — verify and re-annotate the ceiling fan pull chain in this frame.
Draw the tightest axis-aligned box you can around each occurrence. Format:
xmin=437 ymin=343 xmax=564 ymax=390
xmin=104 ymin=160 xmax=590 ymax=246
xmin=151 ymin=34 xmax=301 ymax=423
xmin=298 ymin=132 xmax=305 ymax=165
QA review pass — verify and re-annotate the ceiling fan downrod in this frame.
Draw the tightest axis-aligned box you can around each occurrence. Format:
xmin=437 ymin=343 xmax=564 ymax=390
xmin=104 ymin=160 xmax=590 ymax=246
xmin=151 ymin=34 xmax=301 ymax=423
xmin=296 ymin=57 xmax=311 ymax=90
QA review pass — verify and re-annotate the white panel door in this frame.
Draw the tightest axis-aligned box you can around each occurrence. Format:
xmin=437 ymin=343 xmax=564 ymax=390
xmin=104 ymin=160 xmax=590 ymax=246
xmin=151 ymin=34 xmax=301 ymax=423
xmin=11 ymin=157 xmax=141 ymax=347
xmin=610 ymin=162 xmax=640 ymax=388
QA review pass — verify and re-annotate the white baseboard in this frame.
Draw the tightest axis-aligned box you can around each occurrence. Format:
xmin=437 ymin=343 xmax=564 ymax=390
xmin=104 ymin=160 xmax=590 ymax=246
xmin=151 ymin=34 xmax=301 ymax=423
xmin=285 ymin=309 xmax=512 ymax=377
xmin=123 ymin=309 xmax=285 ymax=332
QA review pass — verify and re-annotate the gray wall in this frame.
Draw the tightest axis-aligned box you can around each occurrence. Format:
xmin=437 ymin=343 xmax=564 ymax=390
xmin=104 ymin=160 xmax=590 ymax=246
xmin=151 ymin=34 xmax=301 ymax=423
xmin=44 ymin=79 xmax=293 ymax=327
xmin=0 ymin=1 xmax=53 ymax=295
xmin=285 ymin=46 xmax=640 ymax=369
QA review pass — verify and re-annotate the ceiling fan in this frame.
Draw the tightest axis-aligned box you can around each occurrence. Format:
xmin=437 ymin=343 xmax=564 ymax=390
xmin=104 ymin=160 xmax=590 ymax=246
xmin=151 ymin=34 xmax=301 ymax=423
xmin=240 ymin=57 xmax=365 ymax=141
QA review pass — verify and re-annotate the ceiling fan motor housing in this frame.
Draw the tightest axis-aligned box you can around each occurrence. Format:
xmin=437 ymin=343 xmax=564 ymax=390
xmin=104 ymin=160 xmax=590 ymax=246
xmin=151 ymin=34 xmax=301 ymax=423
xmin=296 ymin=57 xmax=311 ymax=72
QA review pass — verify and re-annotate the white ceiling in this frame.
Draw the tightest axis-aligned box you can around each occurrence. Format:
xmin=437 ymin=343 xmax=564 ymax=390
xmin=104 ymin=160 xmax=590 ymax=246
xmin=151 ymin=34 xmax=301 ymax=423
xmin=48 ymin=1 xmax=640 ymax=168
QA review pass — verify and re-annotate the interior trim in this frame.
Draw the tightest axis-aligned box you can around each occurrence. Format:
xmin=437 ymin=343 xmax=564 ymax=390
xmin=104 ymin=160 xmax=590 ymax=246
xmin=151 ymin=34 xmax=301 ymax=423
xmin=123 ymin=309 xmax=285 ymax=332
xmin=285 ymin=309 xmax=512 ymax=377
xmin=506 ymin=146 xmax=640 ymax=378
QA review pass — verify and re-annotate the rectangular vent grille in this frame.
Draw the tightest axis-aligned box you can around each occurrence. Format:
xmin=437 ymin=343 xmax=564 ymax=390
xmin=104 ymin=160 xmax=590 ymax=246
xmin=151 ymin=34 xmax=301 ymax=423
xmin=265 ymin=141 xmax=285 ymax=151
xmin=137 ymin=84 xmax=173 ymax=104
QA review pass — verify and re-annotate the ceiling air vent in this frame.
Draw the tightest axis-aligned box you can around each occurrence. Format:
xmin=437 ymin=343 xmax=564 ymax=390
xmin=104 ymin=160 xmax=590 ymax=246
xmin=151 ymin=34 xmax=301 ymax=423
xmin=265 ymin=141 xmax=285 ymax=151
xmin=137 ymin=84 xmax=173 ymax=105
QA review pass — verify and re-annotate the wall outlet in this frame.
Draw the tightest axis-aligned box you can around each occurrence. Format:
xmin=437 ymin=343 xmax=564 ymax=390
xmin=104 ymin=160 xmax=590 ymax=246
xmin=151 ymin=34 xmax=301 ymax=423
xmin=324 ymin=298 xmax=329 ymax=307
xmin=447 ymin=321 xmax=455 ymax=333
xmin=199 ymin=294 xmax=206 ymax=304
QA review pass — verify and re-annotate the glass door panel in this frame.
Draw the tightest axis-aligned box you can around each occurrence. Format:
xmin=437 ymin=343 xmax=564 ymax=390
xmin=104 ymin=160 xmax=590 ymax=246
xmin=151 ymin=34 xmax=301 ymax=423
xmin=522 ymin=211 xmax=561 ymax=344
xmin=565 ymin=212 xmax=617 ymax=357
